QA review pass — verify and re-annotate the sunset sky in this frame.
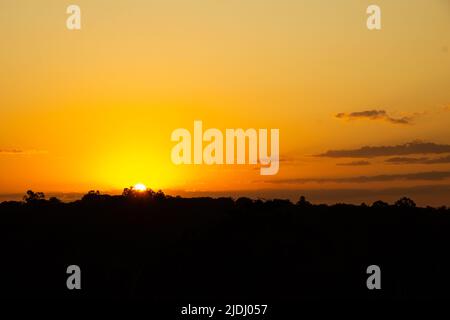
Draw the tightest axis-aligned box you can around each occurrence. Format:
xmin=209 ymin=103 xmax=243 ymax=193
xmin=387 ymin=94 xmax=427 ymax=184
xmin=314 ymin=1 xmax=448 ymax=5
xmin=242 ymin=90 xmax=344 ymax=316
xmin=1 ymin=0 xmax=449 ymax=205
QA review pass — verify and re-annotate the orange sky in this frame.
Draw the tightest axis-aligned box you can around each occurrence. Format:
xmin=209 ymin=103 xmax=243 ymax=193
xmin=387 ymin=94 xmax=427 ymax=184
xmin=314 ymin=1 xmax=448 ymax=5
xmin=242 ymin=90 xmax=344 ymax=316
xmin=1 ymin=0 xmax=449 ymax=205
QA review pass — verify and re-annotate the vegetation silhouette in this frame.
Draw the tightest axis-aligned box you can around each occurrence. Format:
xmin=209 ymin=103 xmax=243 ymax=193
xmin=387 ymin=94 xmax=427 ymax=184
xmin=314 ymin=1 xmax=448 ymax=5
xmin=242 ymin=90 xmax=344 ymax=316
xmin=1 ymin=188 xmax=449 ymax=300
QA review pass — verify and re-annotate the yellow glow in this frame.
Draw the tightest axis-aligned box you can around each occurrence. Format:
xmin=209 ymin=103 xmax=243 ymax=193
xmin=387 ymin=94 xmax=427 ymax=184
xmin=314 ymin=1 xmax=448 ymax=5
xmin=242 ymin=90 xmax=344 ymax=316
xmin=134 ymin=183 xmax=147 ymax=192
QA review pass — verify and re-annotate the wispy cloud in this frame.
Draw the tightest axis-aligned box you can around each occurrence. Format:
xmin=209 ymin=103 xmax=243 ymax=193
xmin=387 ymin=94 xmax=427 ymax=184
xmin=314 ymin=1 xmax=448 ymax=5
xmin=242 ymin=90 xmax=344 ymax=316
xmin=385 ymin=155 xmax=450 ymax=165
xmin=263 ymin=171 xmax=450 ymax=184
xmin=336 ymin=160 xmax=371 ymax=166
xmin=317 ymin=141 xmax=450 ymax=158
xmin=336 ymin=109 xmax=413 ymax=125
xmin=0 ymin=149 xmax=47 ymax=155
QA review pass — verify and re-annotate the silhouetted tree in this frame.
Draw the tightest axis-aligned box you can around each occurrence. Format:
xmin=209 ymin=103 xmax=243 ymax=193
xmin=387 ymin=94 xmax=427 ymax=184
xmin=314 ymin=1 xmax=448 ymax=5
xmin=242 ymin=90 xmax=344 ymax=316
xmin=122 ymin=187 xmax=133 ymax=197
xmin=395 ymin=197 xmax=416 ymax=208
xmin=372 ymin=200 xmax=389 ymax=208
xmin=236 ymin=197 xmax=253 ymax=210
xmin=154 ymin=190 xmax=166 ymax=201
xmin=82 ymin=190 xmax=101 ymax=201
xmin=49 ymin=197 xmax=61 ymax=204
xmin=1 ymin=190 xmax=450 ymax=301
xmin=23 ymin=190 xmax=45 ymax=203
xmin=122 ymin=186 xmax=158 ymax=199
xmin=296 ymin=195 xmax=312 ymax=208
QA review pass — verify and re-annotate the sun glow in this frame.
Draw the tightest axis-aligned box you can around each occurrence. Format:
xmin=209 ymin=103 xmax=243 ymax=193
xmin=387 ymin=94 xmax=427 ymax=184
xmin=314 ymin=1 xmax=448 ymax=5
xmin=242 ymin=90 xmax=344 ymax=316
xmin=134 ymin=183 xmax=147 ymax=192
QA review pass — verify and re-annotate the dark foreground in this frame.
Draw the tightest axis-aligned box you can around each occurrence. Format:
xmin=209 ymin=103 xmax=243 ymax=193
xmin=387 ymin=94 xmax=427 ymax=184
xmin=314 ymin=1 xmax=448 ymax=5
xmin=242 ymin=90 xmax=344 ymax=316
xmin=1 ymin=190 xmax=449 ymax=302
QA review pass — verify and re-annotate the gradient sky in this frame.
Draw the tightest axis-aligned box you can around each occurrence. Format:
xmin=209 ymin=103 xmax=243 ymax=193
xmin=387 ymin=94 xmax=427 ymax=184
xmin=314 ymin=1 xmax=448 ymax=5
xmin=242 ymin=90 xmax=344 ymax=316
xmin=1 ymin=0 xmax=449 ymax=205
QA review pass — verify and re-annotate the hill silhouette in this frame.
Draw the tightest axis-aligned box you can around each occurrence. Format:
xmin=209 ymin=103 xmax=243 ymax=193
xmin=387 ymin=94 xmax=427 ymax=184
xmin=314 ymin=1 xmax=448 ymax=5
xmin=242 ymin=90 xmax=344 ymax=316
xmin=1 ymin=188 xmax=449 ymax=300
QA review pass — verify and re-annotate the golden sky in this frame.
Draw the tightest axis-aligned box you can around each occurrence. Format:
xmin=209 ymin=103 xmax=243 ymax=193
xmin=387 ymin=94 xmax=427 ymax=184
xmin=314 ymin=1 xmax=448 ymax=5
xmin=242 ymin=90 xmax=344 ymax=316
xmin=0 ymin=0 xmax=449 ymax=205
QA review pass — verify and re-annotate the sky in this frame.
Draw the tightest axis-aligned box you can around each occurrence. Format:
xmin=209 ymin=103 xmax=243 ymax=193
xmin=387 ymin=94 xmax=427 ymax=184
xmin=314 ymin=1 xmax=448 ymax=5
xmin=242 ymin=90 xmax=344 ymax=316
xmin=0 ymin=0 xmax=449 ymax=205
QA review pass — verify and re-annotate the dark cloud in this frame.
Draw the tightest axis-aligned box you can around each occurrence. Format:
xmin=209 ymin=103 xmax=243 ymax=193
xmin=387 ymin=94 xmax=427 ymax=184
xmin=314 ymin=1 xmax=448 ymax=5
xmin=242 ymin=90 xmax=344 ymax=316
xmin=0 ymin=149 xmax=24 ymax=154
xmin=263 ymin=171 xmax=450 ymax=184
xmin=386 ymin=155 xmax=450 ymax=165
xmin=336 ymin=160 xmax=371 ymax=166
xmin=317 ymin=141 xmax=450 ymax=158
xmin=0 ymin=149 xmax=47 ymax=155
xmin=336 ymin=109 xmax=412 ymax=124
xmin=277 ymin=156 xmax=300 ymax=164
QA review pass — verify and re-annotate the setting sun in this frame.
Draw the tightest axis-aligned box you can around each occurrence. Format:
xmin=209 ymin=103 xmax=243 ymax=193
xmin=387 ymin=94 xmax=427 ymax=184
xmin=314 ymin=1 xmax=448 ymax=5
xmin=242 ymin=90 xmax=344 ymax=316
xmin=134 ymin=183 xmax=147 ymax=192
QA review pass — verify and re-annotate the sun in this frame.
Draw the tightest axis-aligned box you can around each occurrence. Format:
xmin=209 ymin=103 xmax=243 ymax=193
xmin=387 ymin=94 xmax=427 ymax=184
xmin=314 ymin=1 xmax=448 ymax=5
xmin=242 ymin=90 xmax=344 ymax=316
xmin=134 ymin=183 xmax=147 ymax=192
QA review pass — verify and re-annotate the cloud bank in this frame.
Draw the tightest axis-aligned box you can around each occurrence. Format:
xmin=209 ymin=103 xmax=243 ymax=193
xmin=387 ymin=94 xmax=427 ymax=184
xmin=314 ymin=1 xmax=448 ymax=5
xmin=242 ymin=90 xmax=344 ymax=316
xmin=264 ymin=171 xmax=450 ymax=184
xmin=336 ymin=160 xmax=371 ymax=166
xmin=0 ymin=149 xmax=47 ymax=155
xmin=317 ymin=141 xmax=450 ymax=158
xmin=336 ymin=110 xmax=413 ymax=125
xmin=385 ymin=155 xmax=450 ymax=165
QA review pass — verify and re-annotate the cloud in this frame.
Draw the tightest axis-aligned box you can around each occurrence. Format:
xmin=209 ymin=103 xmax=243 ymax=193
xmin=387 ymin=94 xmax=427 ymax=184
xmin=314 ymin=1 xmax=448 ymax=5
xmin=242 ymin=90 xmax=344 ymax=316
xmin=336 ymin=160 xmax=371 ymax=166
xmin=0 ymin=149 xmax=47 ymax=155
xmin=0 ymin=149 xmax=24 ymax=154
xmin=317 ymin=141 xmax=450 ymax=158
xmin=336 ymin=109 xmax=413 ymax=125
xmin=263 ymin=171 xmax=450 ymax=184
xmin=385 ymin=155 xmax=450 ymax=165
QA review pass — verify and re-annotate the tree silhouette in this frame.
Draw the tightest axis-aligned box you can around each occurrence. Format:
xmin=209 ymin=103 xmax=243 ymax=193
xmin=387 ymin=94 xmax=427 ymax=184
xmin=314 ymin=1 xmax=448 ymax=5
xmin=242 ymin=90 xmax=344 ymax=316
xmin=82 ymin=190 xmax=101 ymax=201
xmin=372 ymin=200 xmax=389 ymax=208
xmin=48 ymin=197 xmax=61 ymax=204
xmin=296 ymin=195 xmax=312 ymax=208
xmin=395 ymin=197 xmax=416 ymax=208
xmin=122 ymin=186 xmax=158 ymax=199
xmin=1 ymin=189 xmax=449 ymax=300
xmin=23 ymin=190 xmax=45 ymax=203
